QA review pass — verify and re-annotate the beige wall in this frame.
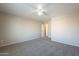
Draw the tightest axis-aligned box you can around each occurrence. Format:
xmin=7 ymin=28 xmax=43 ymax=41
xmin=51 ymin=14 xmax=79 ymax=47
xmin=0 ymin=13 xmax=41 ymax=47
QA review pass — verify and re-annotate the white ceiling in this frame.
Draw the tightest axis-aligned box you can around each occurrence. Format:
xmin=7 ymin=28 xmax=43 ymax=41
xmin=0 ymin=3 xmax=79 ymax=22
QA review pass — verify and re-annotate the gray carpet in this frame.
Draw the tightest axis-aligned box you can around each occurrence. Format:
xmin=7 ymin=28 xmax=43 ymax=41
xmin=0 ymin=38 xmax=79 ymax=56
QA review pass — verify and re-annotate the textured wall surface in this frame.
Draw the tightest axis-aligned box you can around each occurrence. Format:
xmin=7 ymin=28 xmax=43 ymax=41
xmin=0 ymin=13 xmax=41 ymax=47
xmin=51 ymin=14 xmax=79 ymax=47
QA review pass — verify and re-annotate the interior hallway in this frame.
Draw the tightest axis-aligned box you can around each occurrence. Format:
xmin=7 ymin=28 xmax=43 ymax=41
xmin=0 ymin=38 xmax=79 ymax=56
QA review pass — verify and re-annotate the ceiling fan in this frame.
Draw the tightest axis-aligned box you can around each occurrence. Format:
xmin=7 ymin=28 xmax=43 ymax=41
xmin=33 ymin=4 xmax=47 ymax=16
xmin=26 ymin=4 xmax=49 ymax=16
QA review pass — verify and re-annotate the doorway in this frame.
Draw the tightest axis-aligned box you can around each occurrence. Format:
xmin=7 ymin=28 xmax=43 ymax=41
xmin=41 ymin=23 xmax=48 ymax=38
